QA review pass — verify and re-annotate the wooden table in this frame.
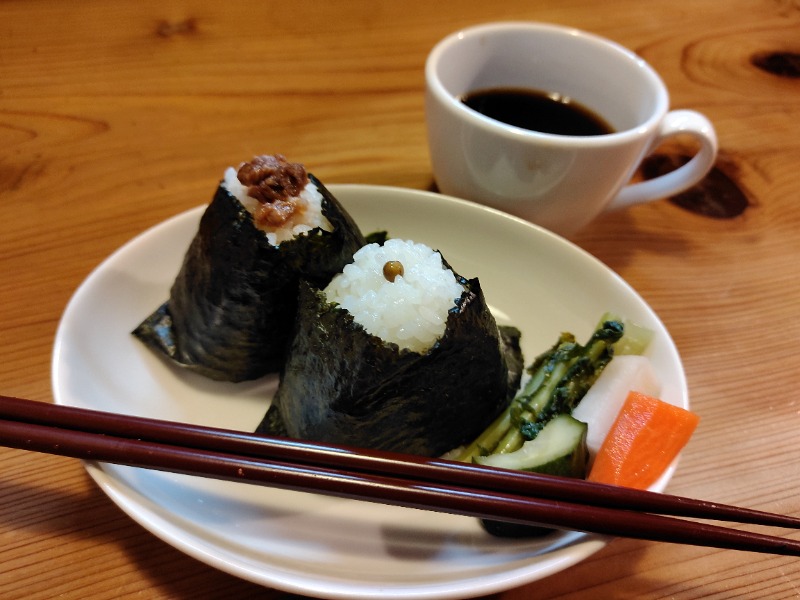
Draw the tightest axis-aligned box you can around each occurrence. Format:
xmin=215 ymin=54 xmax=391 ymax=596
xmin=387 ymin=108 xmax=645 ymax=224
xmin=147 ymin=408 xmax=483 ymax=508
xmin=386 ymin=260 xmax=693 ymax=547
xmin=2 ymin=1 xmax=799 ymax=598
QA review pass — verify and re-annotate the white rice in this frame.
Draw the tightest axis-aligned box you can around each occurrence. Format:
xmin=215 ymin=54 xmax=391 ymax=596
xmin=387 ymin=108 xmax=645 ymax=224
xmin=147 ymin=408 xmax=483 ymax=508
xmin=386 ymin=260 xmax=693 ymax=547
xmin=324 ymin=239 xmax=465 ymax=353
xmin=222 ymin=166 xmax=332 ymax=246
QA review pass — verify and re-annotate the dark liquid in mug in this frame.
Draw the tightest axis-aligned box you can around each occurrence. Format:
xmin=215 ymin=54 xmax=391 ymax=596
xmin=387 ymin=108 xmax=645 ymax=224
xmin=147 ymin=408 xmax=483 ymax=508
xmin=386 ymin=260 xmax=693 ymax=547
xmin=461 ymin=87 xmax=614 ymax=136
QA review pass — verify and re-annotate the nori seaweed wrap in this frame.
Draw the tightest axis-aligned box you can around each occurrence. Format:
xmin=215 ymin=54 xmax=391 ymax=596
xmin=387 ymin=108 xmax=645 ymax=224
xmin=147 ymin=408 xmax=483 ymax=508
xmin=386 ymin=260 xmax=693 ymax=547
xmin=258 ymin=271 xmax=523 ymax=457
xmin=133 ymin=156 xmax=366 ymax=382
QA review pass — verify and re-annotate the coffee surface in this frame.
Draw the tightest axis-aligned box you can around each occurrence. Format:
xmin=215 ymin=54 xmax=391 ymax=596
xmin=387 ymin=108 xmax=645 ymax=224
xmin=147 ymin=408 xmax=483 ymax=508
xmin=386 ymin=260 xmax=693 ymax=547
xmin=461 ymin=87 xmax=614 ymax=136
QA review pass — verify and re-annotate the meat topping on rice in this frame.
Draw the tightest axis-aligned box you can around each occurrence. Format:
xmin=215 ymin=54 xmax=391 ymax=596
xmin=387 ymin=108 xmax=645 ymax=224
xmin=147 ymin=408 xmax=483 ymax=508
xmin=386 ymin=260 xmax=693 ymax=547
xmin=223 ymin=154 xmax=333 ymax=245
xmin=237 ymin=155 xmax=310 ymax=228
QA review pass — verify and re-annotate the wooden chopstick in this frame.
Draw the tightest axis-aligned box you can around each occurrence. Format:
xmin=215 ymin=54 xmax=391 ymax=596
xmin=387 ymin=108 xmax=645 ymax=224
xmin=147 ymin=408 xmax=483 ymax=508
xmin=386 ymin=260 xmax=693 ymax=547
xmin=2 ymin=395 xmax=800 ymax=556
xmin=1 ymin=394 xmax=796 ymax=528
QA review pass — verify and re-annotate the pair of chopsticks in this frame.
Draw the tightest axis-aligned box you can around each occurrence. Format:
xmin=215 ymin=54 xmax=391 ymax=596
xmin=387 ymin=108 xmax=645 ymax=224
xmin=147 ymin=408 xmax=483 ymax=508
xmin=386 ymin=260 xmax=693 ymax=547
xmin=2 ymin=394 xmax=800 ymax=556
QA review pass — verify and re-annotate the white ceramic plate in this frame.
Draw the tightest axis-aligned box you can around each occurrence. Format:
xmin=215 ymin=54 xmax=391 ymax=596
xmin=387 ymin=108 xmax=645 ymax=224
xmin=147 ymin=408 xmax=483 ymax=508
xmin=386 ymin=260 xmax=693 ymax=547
xmin=52 ymin=185 xmax=688 ymax=599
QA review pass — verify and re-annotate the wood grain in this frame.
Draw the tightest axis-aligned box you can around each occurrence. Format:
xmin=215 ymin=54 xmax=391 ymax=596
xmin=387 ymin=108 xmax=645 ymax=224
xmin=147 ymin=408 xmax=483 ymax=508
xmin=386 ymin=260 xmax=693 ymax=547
xmin=2 ymin=0 xmax=800 ymax=598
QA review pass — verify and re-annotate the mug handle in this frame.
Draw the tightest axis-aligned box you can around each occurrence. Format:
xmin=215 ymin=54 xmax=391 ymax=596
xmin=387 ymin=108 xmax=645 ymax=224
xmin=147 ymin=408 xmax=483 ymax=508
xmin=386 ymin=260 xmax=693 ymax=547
xmin=609 ymin=110 xmax=718 ymax=211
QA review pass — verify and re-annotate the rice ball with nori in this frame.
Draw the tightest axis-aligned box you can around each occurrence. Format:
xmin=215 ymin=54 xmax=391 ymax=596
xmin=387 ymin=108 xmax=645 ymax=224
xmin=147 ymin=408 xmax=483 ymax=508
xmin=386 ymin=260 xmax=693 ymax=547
xmin=133 ymin=155 xmax=366 ymax=382
xmin=257 ymin=239 xmax=523 ymax=457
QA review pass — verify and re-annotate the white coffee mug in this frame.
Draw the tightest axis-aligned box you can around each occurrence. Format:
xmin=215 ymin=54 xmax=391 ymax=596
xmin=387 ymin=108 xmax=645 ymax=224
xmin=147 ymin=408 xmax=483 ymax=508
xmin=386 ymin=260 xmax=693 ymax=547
xmin=425 ymin=22 xmax=718 ymax=235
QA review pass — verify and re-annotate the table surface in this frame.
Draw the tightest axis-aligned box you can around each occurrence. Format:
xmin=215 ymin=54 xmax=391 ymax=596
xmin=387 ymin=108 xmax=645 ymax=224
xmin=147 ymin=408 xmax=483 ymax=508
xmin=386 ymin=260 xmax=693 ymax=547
xmin=2 ymin=1 xmax=799 ymax=598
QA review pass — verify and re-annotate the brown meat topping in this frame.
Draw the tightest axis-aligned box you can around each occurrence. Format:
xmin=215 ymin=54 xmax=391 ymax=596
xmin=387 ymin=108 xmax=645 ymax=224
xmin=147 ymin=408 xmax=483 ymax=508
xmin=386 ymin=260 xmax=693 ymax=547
xmin=236 ymin=154 xmax=310 ymax=227
xmin=254 ymin=196 xmax=306 ymax=228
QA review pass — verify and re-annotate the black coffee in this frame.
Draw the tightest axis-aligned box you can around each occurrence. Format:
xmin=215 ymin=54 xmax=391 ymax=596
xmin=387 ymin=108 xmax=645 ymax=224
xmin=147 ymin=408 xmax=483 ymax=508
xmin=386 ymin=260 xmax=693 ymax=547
xmin=461 ymin=87 xmax=614 ymax=136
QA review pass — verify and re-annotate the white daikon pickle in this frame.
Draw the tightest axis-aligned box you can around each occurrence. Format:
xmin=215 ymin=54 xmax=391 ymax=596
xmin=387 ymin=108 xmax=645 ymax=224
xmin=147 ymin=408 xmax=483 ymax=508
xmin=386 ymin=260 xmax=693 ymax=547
xmin=571 ymin=354 xmax=661 ymax=464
